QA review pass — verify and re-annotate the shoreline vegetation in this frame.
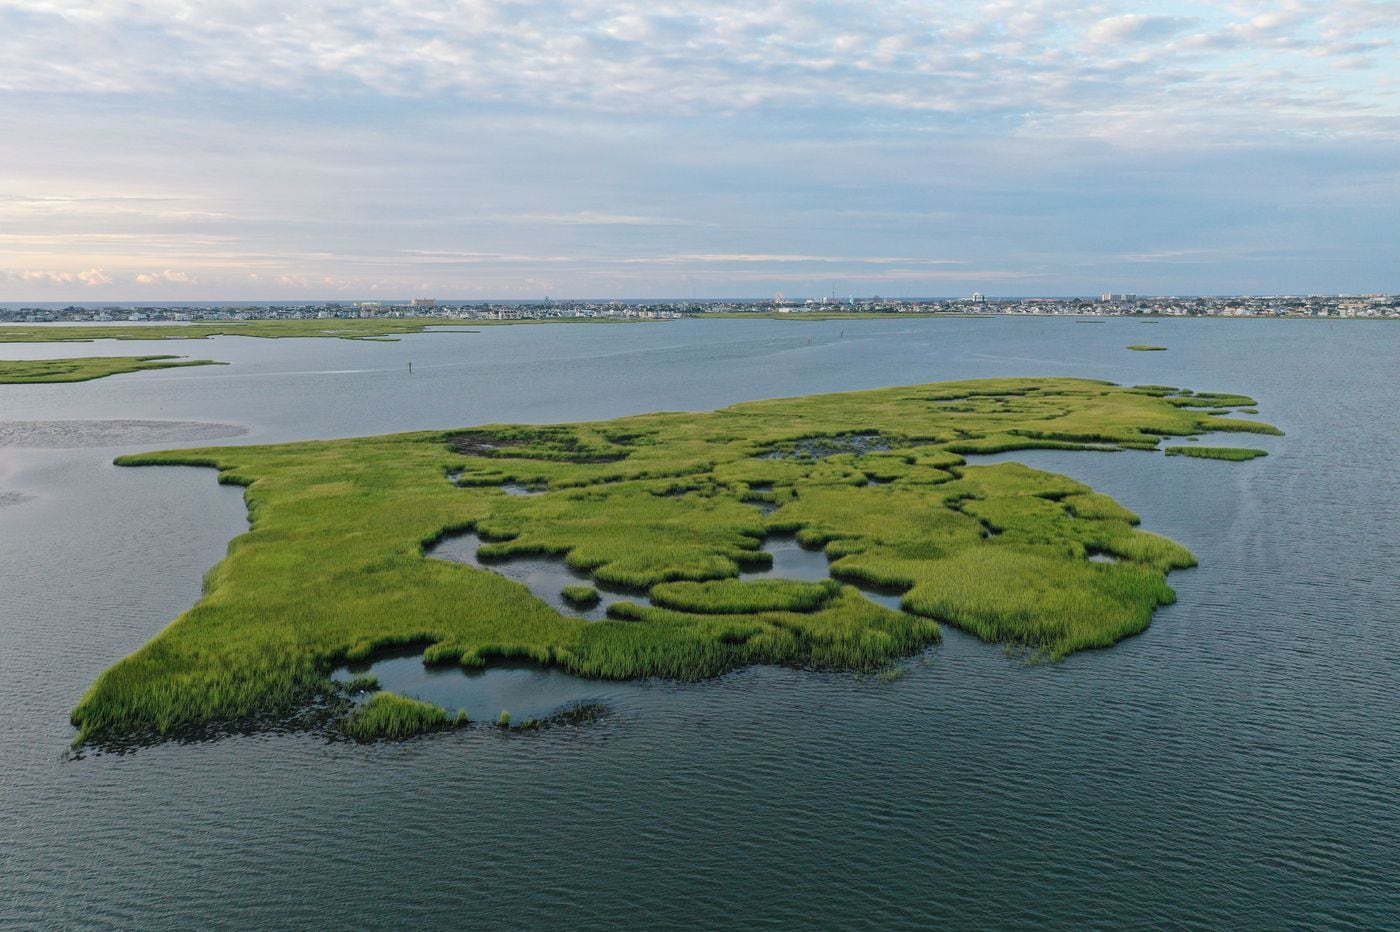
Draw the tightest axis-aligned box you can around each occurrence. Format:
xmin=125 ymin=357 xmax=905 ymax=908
xmin=0 ymin=355 xmax=225 ymax=383
xmin=71 ymin=377 xmax=1280 ymax=747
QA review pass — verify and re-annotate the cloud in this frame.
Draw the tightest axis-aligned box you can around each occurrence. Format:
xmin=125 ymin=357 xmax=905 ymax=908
xmin=1088 ymin=15 xmax=1195 ymax=45
xmin=7 ymin=267 xmax=112 ymax=287
xmin=492 ymin=211 xmax=692 ymax=227
xmin=0 ymin=2 xmax=1396 ymax=299
xmin=618 ymin=253 xmax=969 ymax=266
xmin=0 ymin=1 xmax=1393 ymax=140
xmin=135 ymin=269 xmax=198 ymax=284
xmin=0 ymin=192 xmax=230 ymax=222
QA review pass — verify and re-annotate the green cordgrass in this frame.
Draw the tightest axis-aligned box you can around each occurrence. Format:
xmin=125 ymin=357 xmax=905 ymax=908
xmin=649 ymin=578 xmax=842 ymax=614
xmin=71 ymin=377 xmax=1279 ymax=746
xmin=561 ymin=585 xmax=600 ymax=606
xmin=0 ymin=355 xmax=224 ymax=382
xmin=341 ymin=691 xmax=466 ymax=740
xmin=1164 ymin=392 xmax=1257 ymax=409
xmin=1126 ymin=344 xmax=1168 ymax=351
xmin=1165 ymin=446 xmax=1269 ymax=461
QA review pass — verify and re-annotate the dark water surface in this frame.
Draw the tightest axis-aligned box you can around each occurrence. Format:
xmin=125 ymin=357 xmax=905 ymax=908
xmin=3 ymin=317 xmax=1398 ymax=928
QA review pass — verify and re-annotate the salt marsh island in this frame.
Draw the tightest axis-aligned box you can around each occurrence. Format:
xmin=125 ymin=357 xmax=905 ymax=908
xmin=71 ymin=377 xmax=1280 ymax=746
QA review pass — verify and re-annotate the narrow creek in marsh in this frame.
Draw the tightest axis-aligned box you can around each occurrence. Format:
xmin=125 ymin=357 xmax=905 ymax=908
xmin=425 ymin=527 xmax=910 ymax=618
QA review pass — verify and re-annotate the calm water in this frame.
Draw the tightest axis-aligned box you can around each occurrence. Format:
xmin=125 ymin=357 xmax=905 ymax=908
xmin=2 ymin=317 xmax=1398 ymax=928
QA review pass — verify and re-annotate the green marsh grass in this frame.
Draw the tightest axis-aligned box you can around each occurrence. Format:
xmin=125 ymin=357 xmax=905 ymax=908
xmin=0 ymin=355 xmax=224 ymax=383
xmin=72 ymin=377 xmax=1279 ymax=746
xmin=649 ymin=578 xmax=841 ymax=614
xmin=341 ymin=692 xmax=464 ymax=740
xmin=561 ymin=585 xmax=600 ymax=606
xmin=1165 ymin=446 xmax=1269 ymax=461
xmin=344 ymin=674 xmax=380 ymax=692
xmin=1126 ymin=345 xmax=1168 ymax=351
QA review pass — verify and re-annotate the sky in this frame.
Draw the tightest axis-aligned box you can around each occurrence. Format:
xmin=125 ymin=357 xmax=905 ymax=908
xmin=1 ymin=1 xmax=1397 ymax=301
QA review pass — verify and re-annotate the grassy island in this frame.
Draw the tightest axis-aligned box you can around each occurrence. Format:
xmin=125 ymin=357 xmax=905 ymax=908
xmin=1126 ymin=344 xmax=1168 ymax=351
xmin=1165 ymin=446 xmax=1269 ymax=461
xmin=71 ymin=377 xmax=1278 ymax=746
xmin=0 ymin=355 xmax=224 ymax=383
xmin=561 ymin=585 xmax=602 ymax=607
xmin=341 ymin=692 xmax=468 ymax=740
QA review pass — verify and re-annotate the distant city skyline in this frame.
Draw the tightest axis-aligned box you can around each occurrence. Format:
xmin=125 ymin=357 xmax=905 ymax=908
xmin=2 ymin=1 xmax=1397 ymax=300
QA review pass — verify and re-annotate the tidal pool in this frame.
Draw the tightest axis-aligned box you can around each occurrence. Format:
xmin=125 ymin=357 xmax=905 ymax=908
xmin=371 ymin=528 xmax=912 ymax=718
xmin=428 ymin=528 xmax=910 ymax=618
xmin=426 ymin=530 xmax=642 ymax=621
xmin=332 ymin=654 xmax=626 ymax=724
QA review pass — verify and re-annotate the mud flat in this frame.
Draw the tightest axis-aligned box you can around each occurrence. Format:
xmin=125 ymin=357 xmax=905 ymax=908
xmin=0 ymin=419 xmax=248 ymax=448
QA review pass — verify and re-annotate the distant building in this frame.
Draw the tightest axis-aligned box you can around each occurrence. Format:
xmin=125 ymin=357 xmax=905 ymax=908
xmin=971 ymin=292 xmax=986 ymax=303
xmin=411 ymin=298 xmax=437 ymax=308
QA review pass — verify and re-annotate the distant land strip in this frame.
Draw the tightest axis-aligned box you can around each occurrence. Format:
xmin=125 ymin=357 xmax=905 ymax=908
xmin=0 ymin=317 xmax=687 ymax=344
xmin=0 ymin=320 xmax=487 ymax=343
xmin=0 ymin=355 xmax=225 ymax=383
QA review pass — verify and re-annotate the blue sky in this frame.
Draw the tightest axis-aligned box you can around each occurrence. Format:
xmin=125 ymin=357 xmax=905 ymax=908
xmin=1 ymin=0 xmax=1396 ymax=300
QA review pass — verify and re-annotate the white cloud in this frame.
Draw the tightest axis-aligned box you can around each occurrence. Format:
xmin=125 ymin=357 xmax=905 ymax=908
xmin=1088 ymin=14 xmax=1195 ymax=44
xmin=135 ymin=269 xmax=197 ymax=284
xmin=1 ymin=2 xmax=1396 ymax=299
xmin=9 ymin=267 xmax=112 ymax=286
xmin=0 ymin=1 xmax=1393 ymax=139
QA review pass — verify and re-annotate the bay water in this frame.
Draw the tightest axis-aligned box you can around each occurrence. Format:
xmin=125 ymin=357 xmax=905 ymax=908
xmin=2 ymin=317 xmax=1397 ymax=928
